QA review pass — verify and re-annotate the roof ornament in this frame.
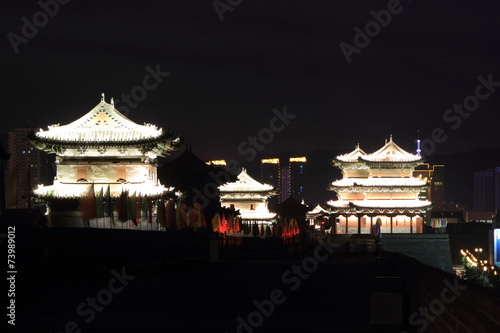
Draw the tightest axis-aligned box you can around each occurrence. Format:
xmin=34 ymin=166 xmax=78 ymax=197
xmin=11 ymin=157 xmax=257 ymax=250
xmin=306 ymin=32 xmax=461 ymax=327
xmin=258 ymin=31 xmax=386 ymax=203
xmin=110 ymin=97 xmax=114 ymax=107
xmin=389 ymin=134 xmax=393 ymax=142
xmin=356 ymin=143 xmax=360 ymax=149
xmin=416 ymin=130 xmax=421 ymax=156
xmin=101 ymin=92 xmax=105 ymax=103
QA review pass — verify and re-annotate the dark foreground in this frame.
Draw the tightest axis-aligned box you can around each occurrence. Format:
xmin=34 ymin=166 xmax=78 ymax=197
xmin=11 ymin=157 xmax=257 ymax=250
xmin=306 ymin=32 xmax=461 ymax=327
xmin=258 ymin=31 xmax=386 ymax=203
xmin=9 ymin=253 xmax=500 ymax=333
xmin=5 ymin=226 xmax=500 ymax=333
xmin=14 ymin=254 xmax=376 ymax=333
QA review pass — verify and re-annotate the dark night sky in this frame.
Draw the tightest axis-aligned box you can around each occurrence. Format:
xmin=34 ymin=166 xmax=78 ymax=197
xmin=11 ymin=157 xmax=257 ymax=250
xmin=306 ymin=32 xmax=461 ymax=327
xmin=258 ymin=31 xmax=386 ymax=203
xmin=2 ymin=0 xmax=500 ymax=161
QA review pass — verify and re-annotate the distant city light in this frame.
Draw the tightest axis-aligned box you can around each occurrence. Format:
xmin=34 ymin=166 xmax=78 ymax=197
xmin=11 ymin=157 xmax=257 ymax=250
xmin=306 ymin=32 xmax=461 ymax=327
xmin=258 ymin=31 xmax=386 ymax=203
xmin=262 ymin=158 xmax=279 ymax=164
xmin=206 ymin=160 xmax=226 ymax=166
xmin=289 ymin=157 xmax=306 ymax=162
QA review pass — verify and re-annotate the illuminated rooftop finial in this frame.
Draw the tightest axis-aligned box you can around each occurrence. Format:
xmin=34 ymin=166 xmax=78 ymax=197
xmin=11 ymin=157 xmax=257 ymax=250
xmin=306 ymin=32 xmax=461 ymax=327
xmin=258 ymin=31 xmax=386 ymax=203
xmin=111 ymin=97 xmax=114 ymax=106
xmin=101 ymin=92 xmax=105 ymax=103
xmin=416 ymin=130 xmax=421 ymax=156
xmin=389 ymin=134 xmax=393 ymax=142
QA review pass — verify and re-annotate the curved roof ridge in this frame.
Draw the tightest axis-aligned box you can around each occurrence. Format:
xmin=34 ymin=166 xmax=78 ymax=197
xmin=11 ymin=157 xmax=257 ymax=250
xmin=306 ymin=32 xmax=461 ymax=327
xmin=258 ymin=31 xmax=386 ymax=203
xmin=336 ymin=144 xmax=367 ymax=162
xmin=220 ymin=169 xmax=274 ymax=192
xmin=35 ymin=97 xmax=163 ymax=143
xmin=362 ymin=136 xmax=421 ymax=162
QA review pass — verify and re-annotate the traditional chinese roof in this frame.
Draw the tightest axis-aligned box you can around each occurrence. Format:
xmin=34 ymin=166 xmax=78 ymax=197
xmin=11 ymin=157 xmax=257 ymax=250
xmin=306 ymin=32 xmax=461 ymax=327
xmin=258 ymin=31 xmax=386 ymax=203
xmin=28 ymin=95 xmax=182 ymax=157
xmin=327 ymin=199 xmax=433 ymax=210
xmin=335 ymin=137 xmax=422 ymax=165
xmin=330 ymin=178 xmax=427 ymax=188
xmin=360 ymin=136 xmax=422 ymax=163
xmin=307 ymin=204 xmax=328 ymax=215
xmin=335 ymin=144 xmax=366 ymax=162
xmin=219 ymin=168 xmax=275 ymax=193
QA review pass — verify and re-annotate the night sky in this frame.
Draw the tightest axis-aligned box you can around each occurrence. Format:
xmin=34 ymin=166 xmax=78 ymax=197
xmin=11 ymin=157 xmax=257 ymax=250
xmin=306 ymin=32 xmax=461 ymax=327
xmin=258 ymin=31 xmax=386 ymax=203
xmin=2 ymin=0 xmax=500 ymax=161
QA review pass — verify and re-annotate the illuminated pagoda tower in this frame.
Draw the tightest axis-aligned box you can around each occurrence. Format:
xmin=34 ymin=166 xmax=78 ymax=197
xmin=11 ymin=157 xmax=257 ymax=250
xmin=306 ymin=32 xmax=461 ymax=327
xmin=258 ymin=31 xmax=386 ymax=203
xmin=28 ymin=94 xmax=182 ymax=228
xmin=219 ymin=168 xmax=277 ymax=231
xmin=327 ymin=136 xmax=433 ymax=234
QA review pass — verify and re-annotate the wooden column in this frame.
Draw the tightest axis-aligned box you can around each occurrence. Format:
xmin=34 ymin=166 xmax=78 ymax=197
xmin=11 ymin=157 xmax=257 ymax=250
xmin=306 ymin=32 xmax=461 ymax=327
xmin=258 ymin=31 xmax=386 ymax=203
xmin=357 ymin=214 xmax=361 ymax=234
xmin=410 ymin=215 xmax=413 ymax=234
xmin=345 ymin=215 xmax=348 ymax=234
xmin=390 ymin=215 xmax=393 ymax=234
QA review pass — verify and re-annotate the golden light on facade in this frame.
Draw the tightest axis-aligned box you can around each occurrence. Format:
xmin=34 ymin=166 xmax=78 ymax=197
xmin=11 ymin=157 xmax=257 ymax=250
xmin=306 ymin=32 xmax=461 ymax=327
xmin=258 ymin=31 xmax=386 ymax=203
xmin=289 ymin=157 xmax=306 ymax=162
xmin=262 ymin=158 xmax=279 ymax=164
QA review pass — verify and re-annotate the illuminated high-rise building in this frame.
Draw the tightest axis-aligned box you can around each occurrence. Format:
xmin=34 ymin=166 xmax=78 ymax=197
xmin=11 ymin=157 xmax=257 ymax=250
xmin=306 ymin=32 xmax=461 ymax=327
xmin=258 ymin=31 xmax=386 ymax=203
xmin=261 ymin=158 xmax=280 ymax=207
xmin=5 ymin=128 xmax=49 ymax=209
xmin=289 ymin=157 xmax=307 ymax=201
xmin=413 ymin=163 xmax=445 ymax=205
xmin=280 ymin=166 xmax=290 ymax=203
xmin=261 ymin=156 xmax=307 ymax=204
xmin=474 ymin=168 xmax=496 ymax=212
